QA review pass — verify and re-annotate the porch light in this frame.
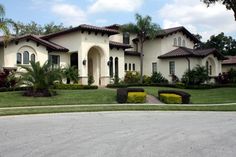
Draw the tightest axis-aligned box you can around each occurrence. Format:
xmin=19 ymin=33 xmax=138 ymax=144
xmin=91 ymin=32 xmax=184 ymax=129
xmin=83 ymin=59 xmax=86 ymax=65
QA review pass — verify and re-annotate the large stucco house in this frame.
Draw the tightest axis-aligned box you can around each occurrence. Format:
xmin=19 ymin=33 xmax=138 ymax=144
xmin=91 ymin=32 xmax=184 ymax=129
xmin=0 ymin=24 xmax=226 ymax=85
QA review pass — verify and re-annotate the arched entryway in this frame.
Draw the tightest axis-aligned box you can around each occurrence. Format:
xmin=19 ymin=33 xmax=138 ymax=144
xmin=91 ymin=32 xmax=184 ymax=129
xmin=87 ymin=46 xmax=104 ymax=86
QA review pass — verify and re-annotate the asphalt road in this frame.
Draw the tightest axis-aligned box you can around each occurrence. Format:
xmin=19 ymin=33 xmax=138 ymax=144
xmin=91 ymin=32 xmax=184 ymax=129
xmin=0 ymin=111 xmax=236 ymax=157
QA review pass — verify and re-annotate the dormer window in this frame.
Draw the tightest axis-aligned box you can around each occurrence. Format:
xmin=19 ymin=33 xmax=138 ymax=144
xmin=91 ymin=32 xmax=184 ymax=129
xmin=182 ymin=40 xmax=186 ymax=47
xmin=178 ymin=37 xmax=181 ymax=46
xmin=173 ymin=38 xmax=177 ymax=46
xmin=123 ymin=32 xmax=130 ymax=44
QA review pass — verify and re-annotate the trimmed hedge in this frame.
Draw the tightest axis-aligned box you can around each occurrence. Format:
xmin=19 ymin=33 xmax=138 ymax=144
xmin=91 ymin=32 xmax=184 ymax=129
xmin=0 ymin=87 xmax=31 ymax=92
xmin=158 ymin=90 xmax=191 ymax=104
xmin=54 ymin=84 xmax=98 ymax=90
xmin=127 ymin=92 xmax=147 ymax=103
xmin=160 ymin=93 xmax=182 ymax=104
xmin=117 ymin=88 xmax=145 ymax=103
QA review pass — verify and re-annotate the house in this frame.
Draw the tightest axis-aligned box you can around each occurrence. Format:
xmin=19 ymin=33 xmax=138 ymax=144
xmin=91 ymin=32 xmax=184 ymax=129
xmin=0 ymin=24 xmax=226 ymax=85
xmin=222 ymin=56 xmax=236 ymax=73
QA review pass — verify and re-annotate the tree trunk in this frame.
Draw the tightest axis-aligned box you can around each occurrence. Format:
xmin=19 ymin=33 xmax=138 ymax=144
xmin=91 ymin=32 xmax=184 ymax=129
xmin=140 ymin=40 xmax=144 ymax=84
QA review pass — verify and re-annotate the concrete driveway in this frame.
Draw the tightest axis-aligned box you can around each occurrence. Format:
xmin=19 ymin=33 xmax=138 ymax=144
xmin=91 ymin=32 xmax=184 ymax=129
xmin=0 ymin=111 xmax=236 ymax=157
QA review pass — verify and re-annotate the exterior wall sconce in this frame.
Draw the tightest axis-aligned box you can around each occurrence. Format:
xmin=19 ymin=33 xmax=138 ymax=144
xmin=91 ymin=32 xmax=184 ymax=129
xmin=83 ymin=59 xmax=86 ymax=65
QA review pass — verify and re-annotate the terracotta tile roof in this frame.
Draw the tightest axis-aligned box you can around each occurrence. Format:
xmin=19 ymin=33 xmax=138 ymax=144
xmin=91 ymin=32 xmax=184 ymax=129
xmin=0 ymin=35 xmax=69 ymax=52
xmin=109 ymin=41 xmax=132 ymax=49
xmin=222 ymin=56 xmax=236 ymax=65
xmin=125 ymin=51 xmax=141 ymax=56
xmin=42 ymin=24 xmax=119 ymax=39
xmin=104 ymin=24 xmax=121 ymax=30
xmin=158 ymin=47 xmax=226 ymax=60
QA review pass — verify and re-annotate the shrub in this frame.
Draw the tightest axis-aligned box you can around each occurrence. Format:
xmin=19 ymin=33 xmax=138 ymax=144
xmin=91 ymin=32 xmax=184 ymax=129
xmin=88 ymin=75 xmax=94 ymax=86
xmin=181 ymin=65 xmax=209 ymax=85
xmin=143 ymin=75 xmax=151 ymax=84
xmin=0 ymin=69 xmax=18 ymax=88
xmin=107 ymin=84 xmax=128 ymax=88
xmin=127 ymin=92 xmax=147 ymax=103
xmin=116 ymin=88 xmax=145 ymax=103
xmin=54 ymin=84 xmax=98 ymax=90
xmin=171 ymin=74 xmax=179 ymax=83
xmin=124 ymin=71 xmax=141 ymax=84
xmin=216 ymin=69 xmax=236 ymax=84
xmin=158 ymin=90 xmax=191 ymax=104
xmin=159 ymin=93 xmax=182 ymax=104
xmin=62 ymin=65 xmax=79 ymax=84
xmin=151 ymin=72 xmax=168 ymax=84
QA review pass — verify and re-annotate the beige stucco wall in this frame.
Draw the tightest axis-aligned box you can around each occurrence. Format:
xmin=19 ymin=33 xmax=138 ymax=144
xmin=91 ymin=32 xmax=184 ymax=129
xmin=125 ymin=55 xmax=140 ymax=73
xmin=222 ymin=65 xmax=236 ymax=73
xmin=110 ymin=48 xmax=125 ymax=80
xmin=3 ymin=40 xmax=48 ymax=69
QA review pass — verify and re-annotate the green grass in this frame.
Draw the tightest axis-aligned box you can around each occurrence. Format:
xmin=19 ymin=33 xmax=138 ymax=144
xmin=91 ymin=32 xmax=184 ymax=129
xmin=143 ymin=87 xmax=236 ymax=104
xmin=0 ymin=89 xmax=116 ymax=108
xmin=1 ymin=104 xmax=236 ymax=116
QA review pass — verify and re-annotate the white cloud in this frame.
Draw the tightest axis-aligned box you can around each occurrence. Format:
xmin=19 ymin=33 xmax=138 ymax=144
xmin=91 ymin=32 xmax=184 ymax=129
xmin=159 ymin=0 xmax=236 ymax=41
xmin=51 ymin=3 xmax=88 ymax=26
xmin=88 ymin=0 xmax=144 ymax=13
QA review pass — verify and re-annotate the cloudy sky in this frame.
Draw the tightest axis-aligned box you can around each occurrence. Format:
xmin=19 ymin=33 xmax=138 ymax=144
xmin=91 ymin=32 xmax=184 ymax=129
xmin=3 ymin=0 xmax=236 ymax=41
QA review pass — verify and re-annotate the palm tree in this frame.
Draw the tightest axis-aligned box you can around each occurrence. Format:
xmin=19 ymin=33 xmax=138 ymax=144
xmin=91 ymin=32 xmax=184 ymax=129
xmin=63 ymin=65 xmax=79 ymax=84
xmin=0 ymin=4 xmax=18 ymax=45
xmin=121 ymin=14 xmax=161 ymax=83
xmin=18 ymin=61 xmax=62 ymax=97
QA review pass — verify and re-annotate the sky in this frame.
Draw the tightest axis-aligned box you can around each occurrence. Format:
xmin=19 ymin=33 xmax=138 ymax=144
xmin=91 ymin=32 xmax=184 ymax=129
xmin=2 ymin=0 xmax=236 ymax=41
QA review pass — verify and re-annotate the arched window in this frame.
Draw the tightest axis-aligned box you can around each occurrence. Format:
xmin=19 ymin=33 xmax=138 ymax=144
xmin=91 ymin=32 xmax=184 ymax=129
xmin=173 ymin=38 xmax=177 ymax=46
xmin=182 ymin=40 xmax=186 ymax=47
xmin=125 ymin=63 xmax=127 ymax=71
xmin=115 ymin=57 xmax=119 ymax=77
xmin=31 ymin=54 xmax=35 ymax=62
xmin=17 ymin=53 xmax=22 ymax=64
xmin=133 ymin=64 xmax=135 ymax=71
xmin=206 ymin=61 xmax=209 ymax=75
xmin=109 ymin=57 xmax=113 ymax=77
xmin=178 ymin=37 xmax=181 ymax=46
xmin=209 ymin=65 xmax=212 ymax=75
xmin=23 ymin=51 xmax=29 ymax=64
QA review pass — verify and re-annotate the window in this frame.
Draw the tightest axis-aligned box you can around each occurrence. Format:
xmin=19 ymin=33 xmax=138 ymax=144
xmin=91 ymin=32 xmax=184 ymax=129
xmin=173 ymin=38 xmax=177 ymax=46
xmin=182 ymin=40 xmax=186 ymax=47
xmin=23 ymin=51 xmax=29 ymax=64
xmin=16 ymin=53 xmax=22 ymax=64
xmin=209 ymin=65 xmax=212 ymax=75
xmin=133 ymin=64 xmax=135 ymax=71
xmin=169 ymin=61 xmax=175 ymax=75
xmin=49 ymin=55 xmax=60 ymax=68
xmin=109 ymin=57 xmax=113 ymax=77
xmin=125 ymin=63 xmax=127 ymax=71
xmin=31 ymin=54 xmax=35 ymax=62
xmin=115 ymin=57 xmax=119 ymax=77
xmin=129 ymin=63 xmax=131 ymax=71
xmin=206 ymin=61 xmax=209 ymax=75
xmin=178 ymin=37 xmax=181 ymax=46
xmin=152 ymin=62 xmax=157 ymax=73
xmin=123 ymin=32 xmax=130 ymax=44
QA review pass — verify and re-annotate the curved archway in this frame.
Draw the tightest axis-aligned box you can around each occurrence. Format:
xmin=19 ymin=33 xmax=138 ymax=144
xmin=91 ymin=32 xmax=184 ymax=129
xmin=87 ymin=46 xmax=105 ymax=85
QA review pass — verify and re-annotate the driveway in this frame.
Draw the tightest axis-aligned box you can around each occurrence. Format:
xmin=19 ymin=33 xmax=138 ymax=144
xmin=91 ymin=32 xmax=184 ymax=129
xmin=0 ymin=111 xmax=236 ymax=157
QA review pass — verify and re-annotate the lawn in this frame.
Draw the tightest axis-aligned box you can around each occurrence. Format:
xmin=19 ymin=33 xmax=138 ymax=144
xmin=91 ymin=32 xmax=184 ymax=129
xmin=0 ymin=89 xmax=117 ymax=108
xmin=143 ymin=87 xmax=236 ymax=104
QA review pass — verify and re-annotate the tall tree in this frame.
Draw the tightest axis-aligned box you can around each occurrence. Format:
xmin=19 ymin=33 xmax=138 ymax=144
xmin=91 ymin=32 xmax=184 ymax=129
xmin=121 ymin=14 xmax=161 ymax=83
xmin=202 ymin=0 xmax=236 ymax=20
xmin=0 ymin=4 xmax=18 ymax=44
xmin=198 ymin=32 xmax=236 ymax=56
xmin=14 ymin=21 xmax=69 ymax=35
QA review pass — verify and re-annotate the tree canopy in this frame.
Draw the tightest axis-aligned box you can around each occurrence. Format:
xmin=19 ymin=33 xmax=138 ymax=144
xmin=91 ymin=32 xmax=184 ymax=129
xmin=13 ymin=21 xmax=71 ymax=35
xmin=196 ymin=32 xmax=236 ymax=56
xmin=202 ymin=0 xmax=236 ymax=20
